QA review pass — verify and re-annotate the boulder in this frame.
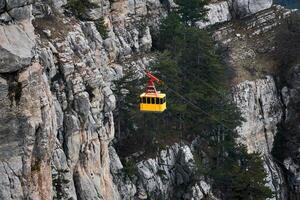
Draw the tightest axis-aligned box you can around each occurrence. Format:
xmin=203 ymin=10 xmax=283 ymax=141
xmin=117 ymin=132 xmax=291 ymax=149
xmin=197 ymin=1 xmax=232 ymax=28
xmin=51 ymin=0 xmax=67 ymax=10
xmin=231 ymin=0 xmax=273 ymax=18
xmin=8 ymin=5 xmax=32 ymax=21
xmin=0 ymin=24 xmax=35 ymax=73
xmin=6 ymin=0 xmax=33 ymax=10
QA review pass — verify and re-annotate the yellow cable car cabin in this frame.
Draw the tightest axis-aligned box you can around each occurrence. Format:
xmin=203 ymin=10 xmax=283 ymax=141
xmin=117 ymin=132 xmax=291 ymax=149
xmin=139 ymin=70 xmax=167 ymax=112
xmin=139 ymin=92 xmax=166 ymax=112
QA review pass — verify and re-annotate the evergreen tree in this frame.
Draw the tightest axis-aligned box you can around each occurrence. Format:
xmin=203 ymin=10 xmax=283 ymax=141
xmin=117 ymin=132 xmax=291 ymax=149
xmin=174 ymin=0 xmax=209 ymax=26
xmin=157 ymin=13 xmax=185 ymax=51
xmin=95 ymin=17 xmax=109 ymax=39
xmin=67 ymin=0 xmax=99 ymax=19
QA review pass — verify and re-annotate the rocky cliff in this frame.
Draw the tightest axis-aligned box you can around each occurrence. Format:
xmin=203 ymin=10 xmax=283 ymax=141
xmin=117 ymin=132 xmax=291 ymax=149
xmin=0 ymin=0 xmax=299 ymax=199
xmin=0 ymin=0 xmax=165 ymax=199
xmin=233 ymin=77 xmax=285 ymax=199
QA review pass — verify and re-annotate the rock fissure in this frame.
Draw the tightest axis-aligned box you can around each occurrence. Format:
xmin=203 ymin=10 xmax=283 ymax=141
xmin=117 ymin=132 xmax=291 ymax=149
xmin=265 ymin=155 xmax=280 ymax=200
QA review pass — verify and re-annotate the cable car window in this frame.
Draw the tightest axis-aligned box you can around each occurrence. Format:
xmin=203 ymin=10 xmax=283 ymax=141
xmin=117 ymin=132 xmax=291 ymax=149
xmin=156 ymin=98 xmax=160 ymax=104
xmin=151 ymin=98 xmax=155 ymax=104
xmin=160 ymin=98 xmax=163 ymax=104
xmin=147 ymin=97 xmax=150 ymax=104
xmin=143 ymin=97 xmax=146 ymax=103
xmin=163 ymin=97 xmax=166 ymax=103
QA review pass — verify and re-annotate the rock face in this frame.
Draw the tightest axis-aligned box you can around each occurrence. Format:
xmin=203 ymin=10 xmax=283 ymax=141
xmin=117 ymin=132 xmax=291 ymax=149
xmin=110 ymin=144 xmax=217 ymax=200
xmin=196 ymin=0 xmax=274 ymax=28
xmin=233 ymin=76 xmax=282 ymax=154
xmin=0 ymin=0 xmax=169 ymax=199
xmin=231 ymin=0 xmax=273 ymax=18
xmin=233 ymin=76 xmax=285 ymax=199
xmin=197 ymin=1 xmax=232 ymax=28
xmin=279 ymin=64 xmax=300 ymax=198
xmin=0 ymin=1 xmax=54 ymax=199
xmin=0 ymin=62 xmax=56 ymax=200
xmin=0 ymin=3 xmax=35 ymax=73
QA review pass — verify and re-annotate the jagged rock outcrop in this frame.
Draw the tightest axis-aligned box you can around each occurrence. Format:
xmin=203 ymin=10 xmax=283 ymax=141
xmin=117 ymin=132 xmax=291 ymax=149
xmin=233 ymin=76 xmax=285 ymax=199
xmin=110 ymin=144 xmax=217 ymax=200
xmin=0 ymin=0 xmax=170 ymax=199
xmin=196 ymin=0 xmax=274 ymax=28
xmin=197 ymin=1 xmax=232 ymax=28
xmin=231 ymin=0 xmax=273 ymax=18
xmin=0 ymin=1 xmax=55 ymax=199
xmin=0 ymin=61 xmax=56 ymax=199
xmin=0 ymin=1 xmax=35 ymax=73
xmin=109 ymin=146 xmax=137 ymax=200
xmin=233 ymin=76 xmax=282 ymax=154
xmin=279 ymin=64 xmax=300 ymax=198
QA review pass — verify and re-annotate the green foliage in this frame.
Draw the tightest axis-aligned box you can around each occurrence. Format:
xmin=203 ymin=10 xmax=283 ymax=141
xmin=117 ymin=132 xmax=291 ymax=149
xmin=174 ymin=0 xmax=209 ymax=26
xmin=95 ymin=17 xmax=109 ymax=39
xmin=113 ymin=69 xmax=145 ymax=139
xmin=157 ymin=169 xmax=167 ymax=177
xmin=207 ymin=146 xmax=273 ymax=199
xmin=157 ymin=13 xmax=185 ymax=50
xmin=156 ymin=13 xmax=242 ymax=133
xmin=123 ymin=159 xmax=137 ymax=177
xmin=271 ymin=124 xmax=287 ymax=162
xmin=67 ymin=0 xmax=98 ymax=19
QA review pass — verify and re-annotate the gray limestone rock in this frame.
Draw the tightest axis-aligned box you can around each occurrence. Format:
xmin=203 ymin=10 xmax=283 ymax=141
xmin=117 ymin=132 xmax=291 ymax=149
xmin=0 ymin=23 xmax=35 ymax=73
xmin=0 ymin=63 xmax=57 ymax=200
xmin=0 ymin=12 xmax=13 ymax=22
xmin=140 ymin=26 xmax=152 ymax=52
xmin=133 ymin=144 xmax=196 ymax=199
xmin=197 ymin=1 xmax=232 ymax=28
xmin=64 ymin=114 xmax=81 ymax=168
xmin=183 ymin=181 xmax=213 ymax=200
xmin=73 ymin=165 xmax=105 ymax=200
xmin=6 ymin=0 xmax=33 ymax=10
xmin=8 ymin=5 xmax=32 ymax=21
xmin=52 ymin=147 xmax=77 ymax=200
xmin=102 ymin=86 xmax=116 ymax=112
xmin=74 ymin=92 xmax=91 ymax=121
xmin=51 ymin=0 xmax=67 ymax=11
xmin=233 ymin=76 xmax=282 ymax=154
xmin=32 ymin=2 xmax=52 ymax=17
xmin=0 ymin=158 xmax=24 ymax=199
xmin=109 ymin=146 xmax=136 ymax=200
xmin=233 ymin=76 xmax=285 ymax=199
xmin=0 ymin=76 xmax=8 ymax=101
xmin=231 ymin=0 xmax=273 ymax=18
xmin=0 ymin=0 xmax=5 ymax=13
xmin=279 ymin=64 xmax=300 ymax=196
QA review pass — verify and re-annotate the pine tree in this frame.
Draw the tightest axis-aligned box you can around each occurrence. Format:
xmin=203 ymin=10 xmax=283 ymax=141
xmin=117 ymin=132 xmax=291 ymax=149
xmin=174 ymin=0 xmax=209 ymax=26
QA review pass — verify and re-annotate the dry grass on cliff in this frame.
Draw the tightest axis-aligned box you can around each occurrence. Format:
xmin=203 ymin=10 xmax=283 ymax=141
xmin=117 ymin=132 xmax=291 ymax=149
xmin=33 ymin=15 xmax=76 ymax=43
xmin=214 ymin=20 xmax=282 ymax=85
